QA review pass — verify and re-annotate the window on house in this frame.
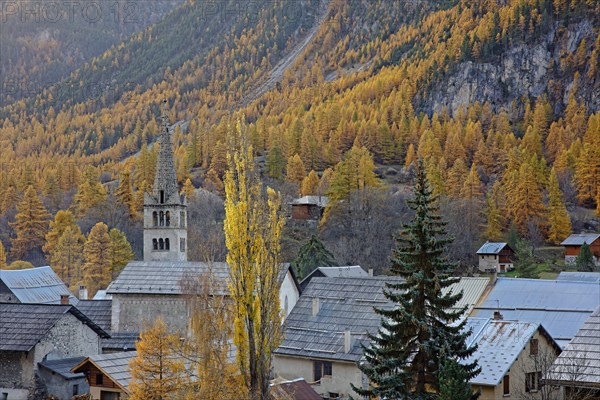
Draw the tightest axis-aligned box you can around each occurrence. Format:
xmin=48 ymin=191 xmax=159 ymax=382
xmin=313 ymin=360 xmax=333 ymax=382
xmin=323 ymin=361 xmax=332 ymax=376
xmin=2 ymin=393 xmax=8 ymax=400
xmin=96 ymin=373 xmax=103 ymax=385
xmin=525 ymin=372 xmax=542 ymax=392
xmin=153 ymin=239 xmax=158 ymax=250
xmin=180 ymin=211 xmax=185 ymax=228
xmin=73 ymin=384 xmax=79 ymax=396
xmin=180 ymin=238 xmax=186 ymax=252
xmin=503 ymin=375 xmax=510 ymax=395
xmin=328 ymin=393 xmax=340 ymax=399
xmin=530 ymin=338 xmax=539 ymax=356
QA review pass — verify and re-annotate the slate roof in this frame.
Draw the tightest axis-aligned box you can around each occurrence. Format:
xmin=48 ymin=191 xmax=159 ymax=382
xmin=270 ymin=378 xmax=322 ymax=400
xmin=73 ymin=351 xmax=136 ymax=392
xmin=290 ymin=196 xmax=329 ymax=207
xmin=102 ymin=332 xmax=139 ymax=352
xmin=561 ymin=233 xmax=600 ymax=246
xmin=0 ymin=303 xmax=109 ymax=351
xmin=0 ymin=266 xmax=78 ymax=304
xmin=76 ymin=300 xmax=112 ymax=332
xmin=107 ymin=261 xmax=296 ymax=296
xmin=546 ymin=306 xmax=600 ymax=388
xmin=39 ymin=357 xmax=86 ymax=380
xmin=557 ymin=272 xmax=600 ymax=283
xmin=274 ymin=276 xmax=490 ymax=362
xmin=471 ymin=277 xmax=600 ymax=348
xmin=476 ymin=242 xmax=509 ymax=255
xmin=464 ymin=319 xmax=559 ymax=386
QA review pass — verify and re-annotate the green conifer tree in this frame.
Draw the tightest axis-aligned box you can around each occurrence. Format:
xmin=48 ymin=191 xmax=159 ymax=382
xmin=354 ymin=159 xmax=479 ymax=399
xmin=576 ymin=243 xmax=596 ymax=272
xmin=291 ymin=235 xmax=336 ymax=280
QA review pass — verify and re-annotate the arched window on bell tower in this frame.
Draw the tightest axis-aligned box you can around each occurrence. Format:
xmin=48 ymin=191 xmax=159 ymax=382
xmin=153 ymin=212 xmax=158 ymax=227
xmin=159 ymin=238 xmax=164 ymax=250
xmin=160 ymin=190 xmax=165 ymax=204
xmin=152 ymin=239 xmax=158 ymax=250
xmin=165 ymin=238 xmax=170 ymax=250
xmin=159 ymin=211 xmax=164 ymax=226
xmin=165 ymin=211 xmax=171 ymax=227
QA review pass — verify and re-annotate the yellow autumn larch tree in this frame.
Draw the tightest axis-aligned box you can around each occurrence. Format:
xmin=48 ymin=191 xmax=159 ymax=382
xmin=547 ymin=168 xmax=572 ymax=245
xmin=224 ymin=119 xmax=284 ymax=400
xmin=10 ymin=186 xmax=50 ymax=259
xmin=82 ymin=222 xmax=111 ymax=297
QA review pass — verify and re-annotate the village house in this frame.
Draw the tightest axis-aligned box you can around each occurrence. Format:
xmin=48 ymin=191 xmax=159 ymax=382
xmin=72 ymin=351 xmax=136 ymax=400
xmin=37 ymin=357 xmax=89 ymax=399
xmin=0 ymin=302 xmax=109 ymax=400
xmin=470 ymin=277 xmax=600 ymax=348
xmin=299 ymin=265 xmax=368 ymax=291
xmin=561 ymin=233 xmax=600 ymax=266
xmin=105 ymin=104 xmax=300 ymax=335
xmin=0 ymin=266 xmax=78 ymax=304
xmin=546 ymin=305 xmax=600 ymax=399
xmin=290 ymin=195 xmax=328 ymax=221
xmin=476 ymin=242 xmax=515 ymax=273
xmin=272 ymin=276 xmax=490 ymax=399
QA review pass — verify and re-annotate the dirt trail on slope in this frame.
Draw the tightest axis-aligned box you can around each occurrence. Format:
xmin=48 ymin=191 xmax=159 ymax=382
xmin=240 ymin=0 xmax=331 ymax=107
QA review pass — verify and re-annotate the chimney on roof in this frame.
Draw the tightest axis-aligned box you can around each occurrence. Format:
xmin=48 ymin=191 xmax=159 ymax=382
xmin=79 ymin=285 xmax=88 ymax=300
xmin=312 ymin=297 xmax=320 ymax=317
xmin=60 ymin=294 xmax=70 ymax=305
xmin=344 ymin=330 xmax=352 ymax=353
xmin=368 ymin=268 xmax=373 ymax=277
xmin=493 ymin=310 xmax=503 ymax=320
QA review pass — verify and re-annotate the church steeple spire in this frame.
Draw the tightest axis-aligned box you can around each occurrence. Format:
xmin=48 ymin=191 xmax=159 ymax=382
xmin=153 ymin=99 xmax=178 ymax=203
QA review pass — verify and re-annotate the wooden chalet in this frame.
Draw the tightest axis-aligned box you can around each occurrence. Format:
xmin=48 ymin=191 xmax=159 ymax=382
xmin=476 ymin=242 xmax=515 ymax=273
xmin=290 ymin=196 xmax=328 ymax=220
xmin=72 ymin=352 xmax=135 ymax=400
xmin=561 ymin=233 xmax=600 ymax=266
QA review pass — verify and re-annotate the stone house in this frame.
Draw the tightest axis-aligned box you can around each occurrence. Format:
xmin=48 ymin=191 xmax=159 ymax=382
xmin=272 ymin=276 xmax=490 ymax=399
xmin=561 ymin=233 xmax=600 ymax=266
xmin=0 ymin=303 xmax=109 ymax=400
xmin=464 ymin=317 xmax=561 ymax=400
xmin=0 ymin=266 xmax=78 ymax=304
xmin=476 ymin=242 xmax=515 ymax=272
xmin=72 ymin=351 xmax=135 ymax=400
xmin=37 ymin=357 xmax=89 ymax=400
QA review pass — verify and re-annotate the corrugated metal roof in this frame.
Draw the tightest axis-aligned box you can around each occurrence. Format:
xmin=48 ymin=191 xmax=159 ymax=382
xmin=275 ymin=276 xmax=490 ymax=362
xmin=39 ymin=357 xmax=86 ymax=380
xmin=0 ymin=303 xmax=109 ymax=351
xmin=557 ymin=272 xmax=600 ymax=283
xmin=446 ymin=277 xmax=490 ymax=315
xmin=290 ymin=196 xmax=329 ymax=207
xmin=476 ymin=242 xmax=508 ymax=255
xmin=471 ymin=277 xmax=600 ymax=348
xmin=74 ymin=351 xmax=137 ymax=392
xmin=464 ymin=319 xmax=541 ymax=386
xmin=561 ymin=233 xmax=600 ymax=246
xmin=0 ymin=266 xmax=77 ymax=305
xmin=546 ymin=306 xmax=600 ymax=388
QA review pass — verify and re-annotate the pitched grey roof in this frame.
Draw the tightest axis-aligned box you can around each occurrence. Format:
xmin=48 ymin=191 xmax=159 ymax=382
xmin=290 ymin=196 xmax=329 ymax=207
xmin=557 ymin=272 xmax=600 ymax=283
xmin=0 ymin=266 xmax=78 ymax=305
xmin=77 ymin=300 xmax=112 ymax=332
xmin=39 ymin=357 xmax=86 ymax=380
xmin=546 ymin=306 xmax=600 ymax=388
xmin=463 ymin=319 xmax=557 ymax=386
xmin=561 ymin=233 xmax=600 ymax=246
xmin=275 ymin=276 xmax=490 ymax=363
xmin=471 ymin=277 xmax=600 ymax=348
xmin=107 ymin=261 xmax=296 ymax=296
xmin=0 ymin=303 xmax=109 ymax=351
xmin=476 ymin=242 xmax=509 ymax=255
xmin=317 ymin=266 xmax=368 ymax=278
xmin=73 ymin=351 xmax=136 ymax=392
xmin=102 ymin=332 xmax=139 ymax=352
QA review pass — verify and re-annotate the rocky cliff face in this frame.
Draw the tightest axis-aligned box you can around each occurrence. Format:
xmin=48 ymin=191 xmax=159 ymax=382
xmin=422 ymin=18 xmax=598 ymax=117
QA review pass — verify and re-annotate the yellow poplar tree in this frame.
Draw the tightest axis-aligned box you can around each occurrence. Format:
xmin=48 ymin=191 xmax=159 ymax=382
xmin=82 ymin=222 xmax=111 ymax=297
xmin=224 ymin=120 xmax=283 ymax=400
xmin=10 ymin=186 xmax=50 ymax=259
xmin=547 ymin=168 xmax=572 ymax=245
xmin=129 ymin=318 xmax=187 ymax=400
xmin=52 ymin=227 xmax=85 ymax=290
xmin=301 ymin=170 xmax=320 ymax=196
xmin=109 ymin=228 xmax=134 ymax=280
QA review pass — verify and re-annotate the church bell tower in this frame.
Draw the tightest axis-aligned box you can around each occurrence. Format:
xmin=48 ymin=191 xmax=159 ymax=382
xmin=143 ymin=100 xmax=187 ymax=262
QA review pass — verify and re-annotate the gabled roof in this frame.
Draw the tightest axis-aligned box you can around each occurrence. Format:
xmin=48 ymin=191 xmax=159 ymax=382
xmin=102 ymin=332 xmax=139 ymax=352
xmin=0 ymin=266 xmax=78 ymax=304
xmin=561 ymin=233 xmax=600 ymax=246
xmin=476 ymin=242 xmax=510 ymax=255
xmin=77 ymin=300 xmax=112 ymax=332
xmin=270 ymin=378 xmax=322 ymax=400
xmin=39 ymin=357 xmax=86 ymax=380
xmin=317 ymin=266 xmax=367 ymax=278
xmin=471 ymin=277 xmax=600 ymax=348
xmin=274 ymin=276 xmax=490 ymax=362
xmin=0 ymin=303 xmax=109 ymax=351
xmin=546 ymin=306 xmax=600 ymax=388
xmin=557 ymin=272 xmax=600 ymax=283
xmin=290 ymin=196 xmax=329 ymax=207
xmin=107 ymin=261 xmax=297 ymax=296
xmin=464 ymin=318 xmax=559 ymax=386
xmin=73 ymin=351 xmax=136 ymax=393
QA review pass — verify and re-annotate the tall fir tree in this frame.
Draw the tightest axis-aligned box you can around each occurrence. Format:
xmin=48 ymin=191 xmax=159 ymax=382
xmin=354 ymin=159 xmax=479 ymax=399
xmin=10 ymin=186 xmax=50 ymax=259
xmin=547 ymin=168 xmax=572 ymax=245
xmin=576 ymin=243 xmax=596 ymax=272
xmin=291 ymin=235 xmax=336 ymax=280
xmin=82 ymin=222 xmax=111 ymax=297
xmin=514 ymin=240 xmax=539 ymax=278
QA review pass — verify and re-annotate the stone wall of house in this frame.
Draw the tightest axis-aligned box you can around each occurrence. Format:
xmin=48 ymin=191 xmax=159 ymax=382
xmin=38 ymin=368 xmax=89 ymax=400
xmin=111 ymin=293 xmax=189 ymax=333
xmin=0 ymin=351 xmax=29 ymax=397
xmin=478 ymin=255 xmax=500 ymax=272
